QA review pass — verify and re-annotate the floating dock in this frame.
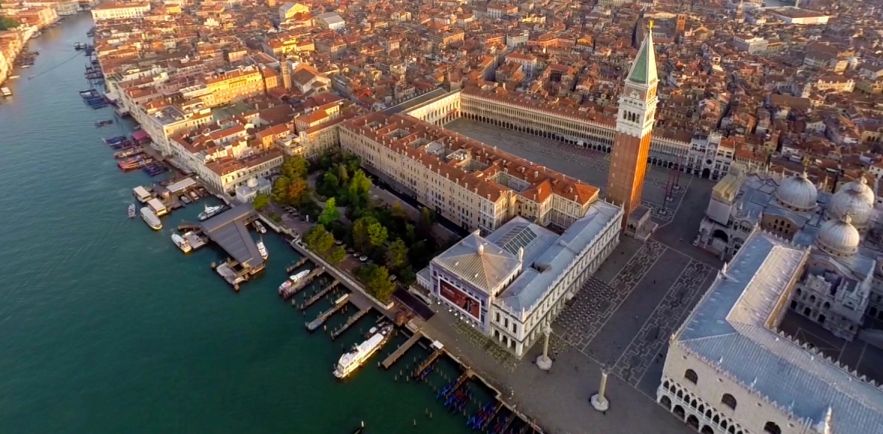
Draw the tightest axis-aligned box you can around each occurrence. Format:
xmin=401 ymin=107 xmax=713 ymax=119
xmin=305 ymin=294 xmax=349 ymax=331
xmin=382 ymin=332 xmax=423 ymax=369
xmin=286 ymin=257 xmax=309 ymax=273
xmin=213 ymin=260 xmax=247 ymax=290
xmin=330 ymin=306 xmax=371 ymax=340
xmin=182 ymin=231 xmax=207 ymax=250
xmin=299 ymin=280 xmax=339 ymax=310
xmin=200 ymin=205 xmax=265 ymax=283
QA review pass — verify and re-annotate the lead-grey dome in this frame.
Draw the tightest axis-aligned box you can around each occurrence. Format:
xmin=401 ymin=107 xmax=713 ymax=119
xmin=775 ymin=172 xmax=818 ymax=212
xmin=817 ymin=214 xmax=860 ymax=257
xmin=828 ymin=177 xmax=875 ymax=228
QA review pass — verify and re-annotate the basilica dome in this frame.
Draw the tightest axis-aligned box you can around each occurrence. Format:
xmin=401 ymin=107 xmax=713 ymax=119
xmin=817 ymin=214 xmax=860 ymax=257
xmin=828 ymin=177 xmax=875 ymax=228
xmin=775 ymin=172 xmax=818 ymax=212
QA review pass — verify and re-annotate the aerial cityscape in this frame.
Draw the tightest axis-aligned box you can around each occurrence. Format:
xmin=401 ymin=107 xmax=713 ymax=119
xmin=2 ymin=0 xmax=883 ymax=433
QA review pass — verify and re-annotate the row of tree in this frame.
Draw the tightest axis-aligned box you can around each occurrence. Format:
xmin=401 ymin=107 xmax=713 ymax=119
xmin=302 ymin=225 xmax=347 ymax=264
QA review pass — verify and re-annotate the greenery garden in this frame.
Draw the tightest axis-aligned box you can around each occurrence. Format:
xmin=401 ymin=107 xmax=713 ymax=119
xmin=256 ymin=151 xmax=451 ymax=303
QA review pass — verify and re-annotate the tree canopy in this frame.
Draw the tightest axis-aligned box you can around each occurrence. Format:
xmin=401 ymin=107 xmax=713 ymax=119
xmin=358 ymin=264 xmax=396 ymax=302
xmin=0 ymin=17 xmax=19 ymax=31
xmin=318 ymin=198 xmax=340 ymax=227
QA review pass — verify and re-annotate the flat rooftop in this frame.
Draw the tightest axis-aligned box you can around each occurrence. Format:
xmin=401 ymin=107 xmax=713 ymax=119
xmin=200 ymin=204 xmax=263 ymax=269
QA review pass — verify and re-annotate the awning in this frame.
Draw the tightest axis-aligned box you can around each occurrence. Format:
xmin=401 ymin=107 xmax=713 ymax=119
xmin=132 ymin=130 xmax=150 ymax=142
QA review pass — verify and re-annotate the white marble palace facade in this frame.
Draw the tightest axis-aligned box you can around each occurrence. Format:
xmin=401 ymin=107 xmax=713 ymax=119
xmin=660 ymin=230 xmax=883 ymax=434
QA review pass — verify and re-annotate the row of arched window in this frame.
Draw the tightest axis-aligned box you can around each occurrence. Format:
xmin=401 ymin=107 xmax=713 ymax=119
xmin=678 ymin=370 xmax=783 ymax=434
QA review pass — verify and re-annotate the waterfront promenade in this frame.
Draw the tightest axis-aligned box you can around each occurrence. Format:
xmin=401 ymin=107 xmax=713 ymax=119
xmin=0 ymin=14 xmax=470 ymax=434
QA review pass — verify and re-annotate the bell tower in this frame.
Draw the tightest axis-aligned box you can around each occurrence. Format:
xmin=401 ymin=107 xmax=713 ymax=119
xmin=606 ymin=22 xmax=659 ymax=225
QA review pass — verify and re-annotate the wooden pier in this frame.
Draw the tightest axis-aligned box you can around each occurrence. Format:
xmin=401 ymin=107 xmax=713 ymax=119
xmin=330 ymin=306 xmax=371 ymax=340
xmin=482 ymin=404 xmax=504 ymax=431
xmin=412 ymin=346 xmax=444 ymax=379
xmin=212 ymin=259 xmax=248 ymax=291
xmin=445 ymin=370 xmax=472 ymax=399
xmin=305 ymin=294 xmax=349 ymax=331
xmin=285 ymin=257 xmax=309 ymax=273
xmin=382 ymin=332 xmax=422 ymax=369
xmin=177 ymin=222 xmax=201 ymax=232
xmin=299 ymin=280 xmax=339 ymax=310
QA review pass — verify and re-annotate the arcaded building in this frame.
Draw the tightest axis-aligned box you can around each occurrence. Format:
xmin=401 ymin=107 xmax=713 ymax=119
xmin=339 ymin=112 xmax=600 ymax=233
xmin=660 ymin=229 xmax=883 ymax=434
xmin=425 ymin=204 xmax=622 ymax=358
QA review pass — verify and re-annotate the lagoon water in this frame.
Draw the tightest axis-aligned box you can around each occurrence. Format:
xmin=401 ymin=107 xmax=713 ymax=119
xmin=0 ymin=14 xmax=468 ymax=434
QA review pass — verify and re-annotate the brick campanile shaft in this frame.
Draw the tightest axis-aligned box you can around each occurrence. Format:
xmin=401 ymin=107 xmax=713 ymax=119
xmin=606 ymin=22 xmax=659 ymax=227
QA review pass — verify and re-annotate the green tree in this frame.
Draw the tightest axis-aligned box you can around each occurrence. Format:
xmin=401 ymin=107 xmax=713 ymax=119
xmin=286 ymin=177 xmax=309 ymax=204
xmin=0 ymin=17 xmax=19 ymax=31
xmin=352 ymin=216 xmax=376 ymax=251
xmin=336 ymin=163 xmax=350 ymax=185
xmin=272 ymin=176 xmax=290 ymax=204
xmin=359 ymin=265 xmax=395 ymax=302
xmin=328 ymin=245 xmax=346 ymax=264
xmin=417 ymin=207 xmax=435 ymax=238
xmin=319 ymin=172 xmax=339 ymax=197
xmin=367 ymin=221 xmax=388 ymax=248
xmin=318 ymin=198 xmax=340 ymax=227
xmin=385 ymin=238 xmax=409 ymax=271
xmin=348 ymin=169 xmax=372 ymax=209
xmin=281 ymin=155 xmax=308 ymax=180
xmin=304 ymin=225 xmax=334 ymax=255
xmin=253 ymin=192 xmax=270 ymax=211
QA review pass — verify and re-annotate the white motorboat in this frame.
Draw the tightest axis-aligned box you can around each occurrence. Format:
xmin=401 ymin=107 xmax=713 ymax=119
xmin=198 ymin=204 xmax=225 ymax=221
xmin=171 ymin=233 xmax=192 ymax=253
xmin=1 ymin=87 xmax=12 ymax=97
xmin=333 ymin=323 xmax=393 ymax=379
xmin=257 ymin=238 xmax=268 ymax=260
xmin=127 ymin=203 xmax=136 ymax=218
xmin=140 ymin=207 xmax=161 ymax=230
xmin=278 ymin=269 xmax=311 ymax=297
xmin=254 ymin=220 xmax=267 ymax=234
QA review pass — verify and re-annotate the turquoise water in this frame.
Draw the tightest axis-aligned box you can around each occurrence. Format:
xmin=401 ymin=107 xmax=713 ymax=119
xmin=0 ymin=14 xmax=470 ymax=434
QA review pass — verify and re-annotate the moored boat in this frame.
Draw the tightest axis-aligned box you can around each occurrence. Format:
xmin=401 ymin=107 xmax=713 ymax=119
xmin=113 ymin=147 xmax=142 ymax=159
xmin=127 ymin=203 xmax=136 ymax=219
xmin=254 ymin=220 xmax=267 ymax=234
xmin=140 ymin=207 xmax=162 ymax=230
xmin=171 ymin=233 xmax=192 ymax=253
xmin=198 ymin=204 xmax=225 ymax=221
xmin=278 ymin=269 xmax=310 ymax=297
xmin=257 ymin=238 xmax=268 ymax=260
xmin=1 ymin=87 xmax=12 ymax=97
xmin=333 ymin=323 xmax=394 ymax=379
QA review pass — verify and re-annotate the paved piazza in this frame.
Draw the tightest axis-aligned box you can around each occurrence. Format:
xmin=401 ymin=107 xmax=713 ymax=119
xmin=446 ymin=118 xmax=690 ymax=226
xmin=406 ymin=118 xmax=727 ymax=433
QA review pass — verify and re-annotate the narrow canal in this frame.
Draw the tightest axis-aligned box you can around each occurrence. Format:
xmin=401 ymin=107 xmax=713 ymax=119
xmin=0 ymin=14 xmax=471 ymax=434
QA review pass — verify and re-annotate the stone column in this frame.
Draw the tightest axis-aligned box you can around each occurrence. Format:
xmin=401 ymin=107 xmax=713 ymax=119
xmin=590 ymin=369 xmax=610 ymax=412
xmin=536 ymin=326 xmax=552 ymax=370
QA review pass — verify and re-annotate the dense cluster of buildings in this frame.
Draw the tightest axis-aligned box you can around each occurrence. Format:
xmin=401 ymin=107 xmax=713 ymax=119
xmin=0 ymin=0 xmax=84 ymax=85
xmin=28 ymin=0 xmax=883 ymax=430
